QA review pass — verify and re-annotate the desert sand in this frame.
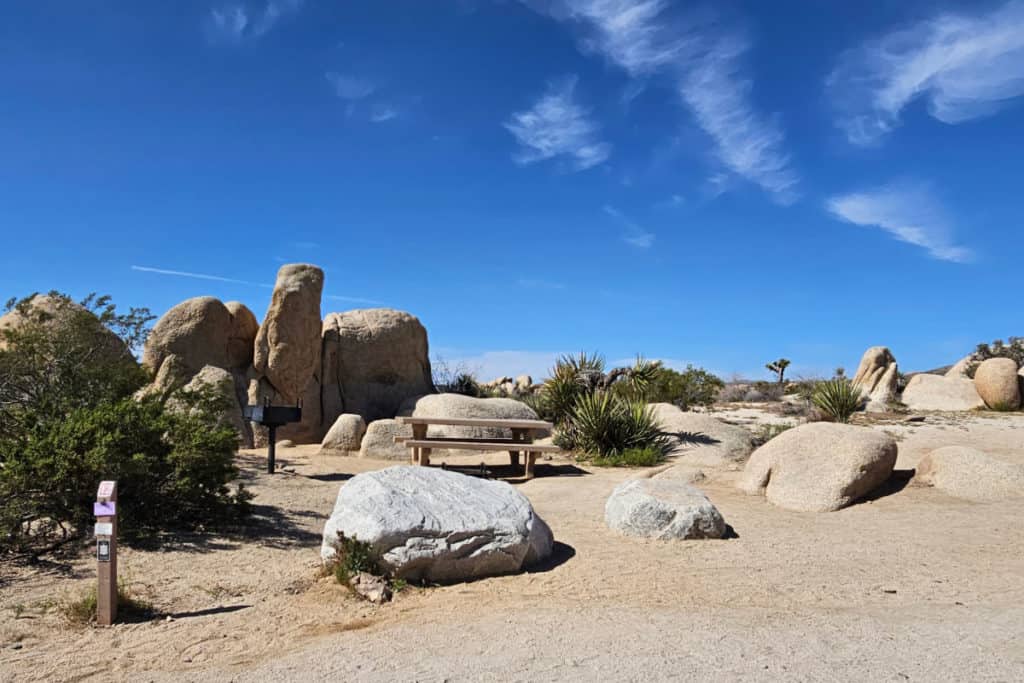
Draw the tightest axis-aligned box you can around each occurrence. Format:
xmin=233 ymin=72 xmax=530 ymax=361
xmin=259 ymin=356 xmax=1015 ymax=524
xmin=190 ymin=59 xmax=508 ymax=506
xmin=2 ymin=407 xmax=1023 ymax=681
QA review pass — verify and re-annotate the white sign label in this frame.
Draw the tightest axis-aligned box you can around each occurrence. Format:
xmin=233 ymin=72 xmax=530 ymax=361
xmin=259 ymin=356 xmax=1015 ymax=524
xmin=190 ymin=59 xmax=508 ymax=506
xmin=97 ymin=481 xmax=115 ymax=498
xmin=94 ymin=522 xmax=113 ymax=537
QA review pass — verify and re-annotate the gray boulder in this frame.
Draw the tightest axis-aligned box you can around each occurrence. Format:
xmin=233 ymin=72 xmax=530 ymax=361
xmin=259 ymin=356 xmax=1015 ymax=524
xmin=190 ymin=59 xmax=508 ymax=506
xmin=649 ymin=403 xmax=754 ymax=468
xmin=359 ymin=419 xmax=412 ymax=460
xmin=320 ymin=466 xmax=553 ymax=583
xmin=320 ymin=413 xmax=367 ymax=454
xmin=739 ymin=422 xmax=897 ymax=512
xmin=605 ymin=478 xmax=726 ymax=540
xmin=321 ymin=308 xmax=433 ymax=425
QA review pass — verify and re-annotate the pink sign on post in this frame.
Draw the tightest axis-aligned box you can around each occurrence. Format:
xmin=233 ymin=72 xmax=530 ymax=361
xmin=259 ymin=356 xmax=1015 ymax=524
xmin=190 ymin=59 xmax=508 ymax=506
xmin=94 ymin=501 xmax=117 ymax=517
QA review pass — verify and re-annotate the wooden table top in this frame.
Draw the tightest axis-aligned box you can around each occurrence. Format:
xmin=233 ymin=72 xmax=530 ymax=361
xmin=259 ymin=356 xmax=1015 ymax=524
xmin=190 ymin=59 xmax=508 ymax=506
xmin=396 ymin=416 xmax=554 ymax=430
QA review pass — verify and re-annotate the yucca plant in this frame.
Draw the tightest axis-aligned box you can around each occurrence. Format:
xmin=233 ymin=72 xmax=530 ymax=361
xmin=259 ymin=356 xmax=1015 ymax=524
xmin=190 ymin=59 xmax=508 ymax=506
xmin=563 ymin=391 xmax=670 ymax=458
xmin=811 ymin=378 xmax=863 ymax=423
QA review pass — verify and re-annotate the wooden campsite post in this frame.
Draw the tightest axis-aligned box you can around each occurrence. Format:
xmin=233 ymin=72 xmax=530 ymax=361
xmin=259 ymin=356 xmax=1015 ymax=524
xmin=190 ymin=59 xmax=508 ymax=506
xmin=95 ymin=480 xmax=118 ymax=626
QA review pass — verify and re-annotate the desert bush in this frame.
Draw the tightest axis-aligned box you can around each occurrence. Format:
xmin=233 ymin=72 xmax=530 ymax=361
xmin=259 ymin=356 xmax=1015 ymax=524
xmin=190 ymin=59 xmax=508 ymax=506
xmin=716 ymin=384 xmax=749 ymax=403
xmin=61 ymin=581 xmax=156 ymax=625
xmin=967 ymin=337 xmax=1024 ymax=378
xmin=0 ymin=293 xmax=250 ymax=557
xmin=531 ymin=353 xmax=661 ymax=426
xmin=811 ymin=378 xmax=863 ymax=423
xmin=327 ymin=531 xmax=381 ymax=585
xmin=559 ymin=391 xmax=670 ymax=459
xmin=641 ymin=365 xmax=724 ymax=410
xmin=590 ymin=446 xmax=665 ymax=467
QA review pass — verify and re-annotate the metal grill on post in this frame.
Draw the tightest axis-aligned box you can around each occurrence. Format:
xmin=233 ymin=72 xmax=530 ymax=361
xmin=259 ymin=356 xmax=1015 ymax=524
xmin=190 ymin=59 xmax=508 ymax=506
xmin=243 ymin=398 xmax=302 ymax=474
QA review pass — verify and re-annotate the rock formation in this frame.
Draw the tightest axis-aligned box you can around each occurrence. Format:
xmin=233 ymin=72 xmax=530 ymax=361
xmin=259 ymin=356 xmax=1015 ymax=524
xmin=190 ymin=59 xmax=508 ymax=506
xmin=901 ymin=374 xmax=985 ymax=412
xmin=648 ymin=403 xmax=754 ymax=468
xmin=320 ymin=414 xmax=367 ymax=454
xmin=914 ymin=446 xmax=1024 ymax=501
xmin=321 ymin=308 xmax=433 ymax=424
xmin=851 ymin=346 xmax=899 ymax=412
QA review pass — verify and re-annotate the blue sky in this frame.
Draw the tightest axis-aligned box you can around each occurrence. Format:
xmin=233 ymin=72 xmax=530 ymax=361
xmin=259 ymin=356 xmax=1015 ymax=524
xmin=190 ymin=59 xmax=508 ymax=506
xmin=2 ymin=0 xmax=1023 ymax=380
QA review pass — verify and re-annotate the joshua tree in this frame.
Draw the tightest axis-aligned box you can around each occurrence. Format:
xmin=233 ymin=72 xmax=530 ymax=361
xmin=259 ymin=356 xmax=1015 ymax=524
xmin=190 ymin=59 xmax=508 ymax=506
xmin=766 ymin=358 xmax=791 ymax=384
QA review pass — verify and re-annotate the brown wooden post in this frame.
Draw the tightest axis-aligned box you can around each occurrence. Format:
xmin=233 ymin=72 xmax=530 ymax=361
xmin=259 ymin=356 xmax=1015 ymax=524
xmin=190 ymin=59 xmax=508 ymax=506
xmin=95 ymin=480 xmax=118 ymax=626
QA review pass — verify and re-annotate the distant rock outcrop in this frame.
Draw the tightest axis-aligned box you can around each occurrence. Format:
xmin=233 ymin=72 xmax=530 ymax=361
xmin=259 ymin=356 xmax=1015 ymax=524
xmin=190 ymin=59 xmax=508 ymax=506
xmin=851 ymin=346 xmax=899 ymax=412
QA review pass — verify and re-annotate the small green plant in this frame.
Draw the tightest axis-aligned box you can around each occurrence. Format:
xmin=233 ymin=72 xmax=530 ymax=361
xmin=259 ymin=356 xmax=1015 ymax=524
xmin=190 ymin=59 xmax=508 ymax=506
xmin=390 ymin=578 xmax=409 ymax=593
xmin=811 ymin=378 xmax=863 ymax=423
xmin=591 ymin=446 xmax=666 ymax=467
xmin=328 ymin=532 xmax=381 ymax=585
xmin=751 ymin=423 xmax=794 ymax=446
xmin=60 ymin=582 xmax=156 ymax=625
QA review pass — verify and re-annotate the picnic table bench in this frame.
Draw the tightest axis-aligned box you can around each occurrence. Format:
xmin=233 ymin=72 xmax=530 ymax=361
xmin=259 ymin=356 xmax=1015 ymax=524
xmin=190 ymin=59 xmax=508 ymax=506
xmin=395 ymin=416 xmax=562 ymax=479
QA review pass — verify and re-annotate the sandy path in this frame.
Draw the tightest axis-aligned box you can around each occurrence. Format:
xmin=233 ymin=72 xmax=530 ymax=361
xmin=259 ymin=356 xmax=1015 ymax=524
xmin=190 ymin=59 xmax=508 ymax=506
xmin=2 ymin=412 xmax=1024 ymax=681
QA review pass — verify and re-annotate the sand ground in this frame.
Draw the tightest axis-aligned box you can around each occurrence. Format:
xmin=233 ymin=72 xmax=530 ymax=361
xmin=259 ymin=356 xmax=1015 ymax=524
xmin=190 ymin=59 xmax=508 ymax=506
xmin=2 ymin=408 xmax=1023 ymax=681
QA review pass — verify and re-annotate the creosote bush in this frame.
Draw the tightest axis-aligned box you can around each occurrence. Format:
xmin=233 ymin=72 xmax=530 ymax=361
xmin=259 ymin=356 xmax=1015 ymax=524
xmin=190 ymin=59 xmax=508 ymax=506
xmin=640 ymin=365 xmax=724 ymax=410
xmin=966 ymin=337 xmax=1024 ymax=378
xmin=811 ymin=378 xmax=863 ymax=423
xmin=0 ymin=292 xmax=250 ymax=558
xmin=590 ymin=447 xmax=665 ymax=468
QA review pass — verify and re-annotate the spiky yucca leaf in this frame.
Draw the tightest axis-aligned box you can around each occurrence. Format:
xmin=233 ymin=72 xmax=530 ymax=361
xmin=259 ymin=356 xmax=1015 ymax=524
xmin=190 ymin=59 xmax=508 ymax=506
xmin=812 ymin=378 xmax=863 ymax=423
xmin=567 ymin=391 xmax=670 ymax=458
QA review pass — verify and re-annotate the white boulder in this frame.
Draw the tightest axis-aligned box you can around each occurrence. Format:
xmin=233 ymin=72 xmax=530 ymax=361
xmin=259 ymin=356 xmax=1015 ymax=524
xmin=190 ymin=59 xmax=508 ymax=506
xmin=914 ymin=446 xmax=1024 ymax=502
xmin=321 ymin=467 xmax=553 ymax=583
xmin=320 ymin=413 xmax=367 ymax=454
xmin=901 ymin=374 xmax=985 ymax=412
xmin=359 ymin=419 xmax=412 ymax=460
xmin=605 ymin=479 xmax=726 ymax=540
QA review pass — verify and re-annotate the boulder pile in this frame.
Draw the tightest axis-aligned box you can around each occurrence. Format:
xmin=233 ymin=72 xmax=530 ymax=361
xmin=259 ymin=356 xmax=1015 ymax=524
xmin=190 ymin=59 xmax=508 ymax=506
xmin=140 ymin=263 xmax=436 ymax=446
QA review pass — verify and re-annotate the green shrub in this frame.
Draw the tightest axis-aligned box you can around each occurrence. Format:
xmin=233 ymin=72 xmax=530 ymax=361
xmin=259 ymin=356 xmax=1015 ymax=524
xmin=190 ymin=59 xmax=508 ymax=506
xmin=967 ymin=338 xmax=1024 ymax=378
xmin=0 ymin=292 xmax=249 ymax=557
xmin=811 ymin=378 xmax=863 ymax=423
xmin=61 ymin=581 xmax=157 ymax=625
xmin=560 ymin=391 xmax=669 ymax=458
xmin=591 ymin=447 xmax=666 ymax=467
xmin=641 ymin=365 xmax=724 ymax=410
xmin=327 ymin=532 xmax=381 ymax=585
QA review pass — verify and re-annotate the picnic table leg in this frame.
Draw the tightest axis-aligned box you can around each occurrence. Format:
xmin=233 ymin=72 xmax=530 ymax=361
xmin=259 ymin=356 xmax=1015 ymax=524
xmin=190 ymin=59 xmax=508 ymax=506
xmin=421 ymin=447 xmax=431 ymax=467
xmin=510 ymin=427 xmax=534 ymax=471
xmin=524 ymin=451 xmax=538 ymax=479
xmin=411 ymin=424 xmax=428 ymax=466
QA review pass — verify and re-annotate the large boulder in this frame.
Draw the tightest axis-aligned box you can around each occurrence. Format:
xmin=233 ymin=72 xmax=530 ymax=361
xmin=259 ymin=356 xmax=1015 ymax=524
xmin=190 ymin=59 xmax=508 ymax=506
xmin=320 ymin=413 xmax=367 ymax=454
xmin=914 ymin=446 xmax=1024 ymax=501
xmin=851 ymin=346 xmax=899 ymax=411
xmin=398 ymin=393 xmax=539 ymax=441
xmin=253 ymin=264 xmax=324 ymax=401
xmin=143 ymin=296 xmax=233 ymax=377
xmin=224 ymin=301 xmax=259 ymax=369
xmin=321 ymin=308 xmax=433 ymax=424
xmin=945 ymin=355 xmax=973 ymax=379
xmin=739 ymin=423 xmax=897 ymax=512
xmin=648 ymin=403 xmax=754 ymax=468
xmin=0 ymin=295 xmax=133 ymax=364
xmin=320 ymin=467 xmax=553 ymax=583
xmin=605 ymin=479 xmax=726 ymax=540
xmin=359 ymin=419 xmax=412 ymax=460
xmin=901 ymin=373 xmax=985 ymax=411
xmin=171 ymin=365 xmax=249 ymax=446
xmin=973 ymin=358 xmax=1021 ymax=410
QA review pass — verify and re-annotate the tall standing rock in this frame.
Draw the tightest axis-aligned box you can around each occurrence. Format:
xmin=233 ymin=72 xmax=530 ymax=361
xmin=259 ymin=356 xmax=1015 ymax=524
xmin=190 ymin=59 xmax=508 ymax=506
xmin=851 ymin=346 xmax=899 ymax=412
xmin=321 ymin=308 xmax=433 ymax=424
xmin=251 ymin=264 xmax=324 ymax=442
xmin=225 ymin=301 xmax=259 ymax=369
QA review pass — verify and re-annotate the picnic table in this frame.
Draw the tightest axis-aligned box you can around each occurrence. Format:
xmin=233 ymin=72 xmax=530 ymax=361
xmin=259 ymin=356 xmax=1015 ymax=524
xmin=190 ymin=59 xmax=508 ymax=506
xmin=395 ymin=416 xmax=563 ymax=479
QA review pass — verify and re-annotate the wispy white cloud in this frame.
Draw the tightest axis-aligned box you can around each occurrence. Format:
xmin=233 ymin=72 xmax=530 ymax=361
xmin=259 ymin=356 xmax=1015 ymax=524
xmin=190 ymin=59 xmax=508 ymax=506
xmin=131 ymin=265 xmax=270 ymax=288
xmin=325 ymin=72 xmax=375 ymax=100
xmin=825 ymin=181 xmax=974 ymax=263
xmin=131 ymin=265 xmax=383 ymax=302
xmin=526 ymin=1 xmax=798 ymax=202
xmin=503 ymin=76 xmax=611 ymax=171
xmin=206 ymin=0 xmax=302 ymax=43
xmin=603 ymin=205 xmax=654 ymax=248
xmin=828 ymin=0 xmax=1024 ymax=145
xmin=369 ymin=104 xmax=399 ymax=123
